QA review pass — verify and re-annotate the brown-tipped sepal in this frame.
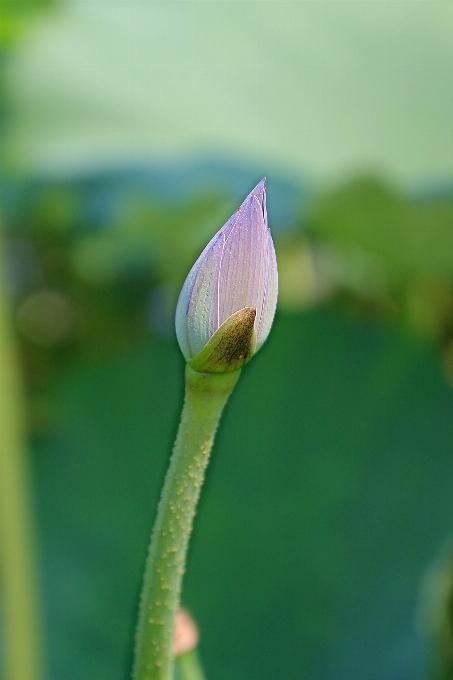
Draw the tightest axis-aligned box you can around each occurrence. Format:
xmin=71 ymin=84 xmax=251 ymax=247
xmin=189 ymin=307 xmax=257 ymax=373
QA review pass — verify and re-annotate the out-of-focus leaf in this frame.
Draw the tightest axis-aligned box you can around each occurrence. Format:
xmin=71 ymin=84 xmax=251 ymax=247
xmin=32 ymin=308 xmax=453 ymax=680
xmin=0 ymin=0 xmax=54 ymax=50
xmin=4 ymin=3 xmax=452 ymax=183
xmin=309 ymin=177 xmax=453 ymax=281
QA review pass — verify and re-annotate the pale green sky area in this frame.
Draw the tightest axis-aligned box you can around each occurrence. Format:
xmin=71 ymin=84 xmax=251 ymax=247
xmin=5 ymin=0 xmax=453 ymax=184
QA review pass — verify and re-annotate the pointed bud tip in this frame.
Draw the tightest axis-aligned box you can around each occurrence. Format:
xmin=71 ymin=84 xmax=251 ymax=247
xmin=253 ymin=178 xmax=266 ymax=195
xmin=240 ymin=178 xmax=266 ymax=210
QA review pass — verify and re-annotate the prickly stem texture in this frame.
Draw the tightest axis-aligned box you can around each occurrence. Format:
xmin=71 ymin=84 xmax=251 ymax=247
xmin=133 ymin=364 xmax=240 ymax=680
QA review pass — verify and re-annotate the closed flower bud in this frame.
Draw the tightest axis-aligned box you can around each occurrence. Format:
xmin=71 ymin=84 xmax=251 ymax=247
xmin=175 ymin=179 xmax=278 ymax=373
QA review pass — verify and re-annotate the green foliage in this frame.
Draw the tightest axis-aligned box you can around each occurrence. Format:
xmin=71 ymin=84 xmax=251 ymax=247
xmin=3 ymin=186 xmax=229 ymax=402
xmin=0 ymin=0 xmax=54 ymax=50
xmin=309 ymin=177 xmax=453 ymax=280
xmin=278 ymin=178 xmax=453 ymax=367
xmin=31 ymin=308 xmax=453 ymax=680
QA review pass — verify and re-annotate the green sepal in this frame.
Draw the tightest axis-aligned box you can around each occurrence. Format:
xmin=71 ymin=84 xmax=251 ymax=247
xmin=188 ymin=307 xmax=257 ymax=373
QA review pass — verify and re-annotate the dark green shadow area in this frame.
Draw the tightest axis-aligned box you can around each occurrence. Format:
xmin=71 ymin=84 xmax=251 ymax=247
xmin=32 ymin=308 xmax=453 ymax=680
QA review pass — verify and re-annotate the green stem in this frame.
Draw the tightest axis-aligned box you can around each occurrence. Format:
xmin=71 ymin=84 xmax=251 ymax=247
xmin=0 ymin=240 xmax=44 ymax=680
xmin=174 ymin=650 xmax=206 ymax=680
xmin=133 ymin=364 xmax=240 ymax=680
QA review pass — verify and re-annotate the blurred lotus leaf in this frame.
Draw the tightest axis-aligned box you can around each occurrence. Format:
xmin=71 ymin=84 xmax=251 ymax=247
xmin=308 ymin=177 xmax=453 ymax=280
xmin=276 ymin=178 xmax=453 ymax=354
xmin=0 ymin=0 xmax=54 ymax=50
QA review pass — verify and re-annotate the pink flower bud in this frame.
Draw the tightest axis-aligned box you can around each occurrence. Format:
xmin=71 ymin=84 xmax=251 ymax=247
xmin=175 ymin=179 xmax=278 ymax=368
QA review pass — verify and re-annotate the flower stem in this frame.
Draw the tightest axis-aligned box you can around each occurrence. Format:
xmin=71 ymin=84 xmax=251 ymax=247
xmin=0 ymin=241 xmax=44 ymax=680
xmin=175 ymin=650 xmax=206 ymax=680
xmin=133 ymin=364 xmax=240 ymax=680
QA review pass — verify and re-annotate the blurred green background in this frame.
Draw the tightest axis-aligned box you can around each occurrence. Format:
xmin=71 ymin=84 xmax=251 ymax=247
xmin=1 ymin=2 xmax=453 ymax=679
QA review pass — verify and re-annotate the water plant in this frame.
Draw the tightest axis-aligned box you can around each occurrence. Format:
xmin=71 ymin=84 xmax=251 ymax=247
xmin=133 ymin=178 xmax=278 ymax=680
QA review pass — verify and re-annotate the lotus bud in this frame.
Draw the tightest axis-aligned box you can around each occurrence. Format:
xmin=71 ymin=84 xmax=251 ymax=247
xmin=175 ymin=179 xmax=278 ymax=373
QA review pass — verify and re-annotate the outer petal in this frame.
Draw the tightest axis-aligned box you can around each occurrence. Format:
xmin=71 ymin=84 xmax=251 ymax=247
xmin=255 ymin=228 xmax=278 ymax=351
xmin=175 ymin=231 xmax=225 ymax=360
xmin=217 ymin=180 xmax=270 ymax=330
